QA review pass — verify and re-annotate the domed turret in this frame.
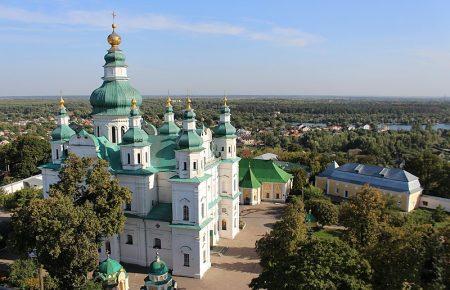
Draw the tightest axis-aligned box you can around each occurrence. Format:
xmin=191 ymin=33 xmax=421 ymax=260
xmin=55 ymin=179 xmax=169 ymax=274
xmin=158 ymin=96 xmax=181 ymax=135
xmin=90 ymin=21 xmax=142 ymax=116
xmin=176 ymin=97 xmax=203 ymax=150
xmin=143 ymin=253 xmax=177 ymax=289
xmin=94 ymin=256 xmax=129 ymax=289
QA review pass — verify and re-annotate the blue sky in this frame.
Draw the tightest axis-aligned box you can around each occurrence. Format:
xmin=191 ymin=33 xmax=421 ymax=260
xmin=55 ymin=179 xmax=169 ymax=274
xmin=0 ymin=0 xmax=449 ymax=97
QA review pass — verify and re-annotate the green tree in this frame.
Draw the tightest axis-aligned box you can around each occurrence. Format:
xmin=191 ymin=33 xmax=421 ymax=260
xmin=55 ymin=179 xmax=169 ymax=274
xmin=0 ymin=135 xmax=50 ymax=183
xmin=302 ymin=185 xmax=324 ymax=201
xmin=368 ymin=224 xmax=448 ymax=290
xmin=255 ymin=198 xmax=307 ymax=268
xmin=306 ymin=198 xmax=338 ymax=226
xmin=50 ymin=154 xmax=132 ymax=240
xmin=250 ymin=238 xmax=372 ymax=290
xmin=432 ymin=205 xmax=447 ymax=223
xmin=8 ymin=258 xmax=38 ymax=289
xmin=291 ymin=168 xmax=308 ymax=195
xmin=10 ymin=155 xmax=132 ymax=288
xmin=339 ymin=185 xmax=388 ymax=249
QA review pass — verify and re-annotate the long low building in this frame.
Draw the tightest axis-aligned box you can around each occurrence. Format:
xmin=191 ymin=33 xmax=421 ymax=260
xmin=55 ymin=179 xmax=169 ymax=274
xmin=315 ymin=162 xmax=422 ymax=212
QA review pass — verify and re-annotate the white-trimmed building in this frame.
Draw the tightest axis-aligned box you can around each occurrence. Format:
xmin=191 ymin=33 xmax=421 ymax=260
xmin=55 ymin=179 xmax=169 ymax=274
xmin=41 ymin=24 xmax=240 ymax=279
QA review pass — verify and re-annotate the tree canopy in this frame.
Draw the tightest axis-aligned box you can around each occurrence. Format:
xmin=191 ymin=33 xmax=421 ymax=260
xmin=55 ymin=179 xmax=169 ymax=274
xmin=10 ymin=154 xmax=131 ymax=288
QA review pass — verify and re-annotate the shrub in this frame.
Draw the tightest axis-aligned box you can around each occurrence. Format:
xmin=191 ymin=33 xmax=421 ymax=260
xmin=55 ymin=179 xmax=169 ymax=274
xmin=431 ymin=205 xmax=447 ymax=223
xmin=303 ymin=185 xmax=324 ymax=201
xmin=306 ymin=198 xmax=339 ymax=226
xmin=8 ymin=258 xmax=38 ymax=289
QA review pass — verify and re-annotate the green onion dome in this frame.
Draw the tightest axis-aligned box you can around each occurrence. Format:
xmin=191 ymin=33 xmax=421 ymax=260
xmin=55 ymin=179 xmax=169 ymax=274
xmin=149 ymin=255 xmax=169 ymax=276
xmin=159 ymin=122 xmax=180 ymax=135
xmin=177 ymin=130 xmax=203 ymax=149
xmin=90 ymin=80 xmax=142 ymax=115
xmin=51 ymin=125 xmax=75 ymax=142
xmin=98 ymin=257 xmax=123 ymax=275
xmin=104 ymin=50 xmax=126 ymax=67
xmin=214 ymin=122 xmax=236 ymax=137
xmin=122 ymin=127 xmax=148 ymax=144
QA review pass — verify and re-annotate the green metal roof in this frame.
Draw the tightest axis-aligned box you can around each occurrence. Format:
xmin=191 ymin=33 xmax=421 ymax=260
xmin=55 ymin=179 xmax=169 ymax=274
xmin=104 ymin=50 xmax=126 ymax=67
xmin=213 ymin=122 xmax=236 ymax=137
xmin=90 ymin=80 xmax=142 ymax=116
xmin=176 ymin=130 xmax=203 ymax=150
xmin=169 ymin=174 xmax=211 ymax=183
xmin=239 ymin=166 xmax=261 ymax=189
xmin=149 ymin=258 xmax=169 ymax=276
xmin=51 ymin=124 xmax=75 ymax=141
xmin=146 ymin=203 xmax=172 ymax=222
xmin=98 ymin=257 xmax=123 ymax=275
xmin=158 ymin=121 xmax=180 ymax=135
xmin=239 ymin=159 xmax=293 ymax=184
xmin=121 ymin=127 xmax=149 ymax=145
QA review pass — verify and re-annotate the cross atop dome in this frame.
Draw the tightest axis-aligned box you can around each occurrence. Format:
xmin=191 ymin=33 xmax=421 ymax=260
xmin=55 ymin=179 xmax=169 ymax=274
xmin=107 ymin=11 xmax=121 ymax=49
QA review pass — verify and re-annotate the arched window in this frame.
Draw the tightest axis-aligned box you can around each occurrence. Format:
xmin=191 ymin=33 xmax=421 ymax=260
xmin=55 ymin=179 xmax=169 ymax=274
xmin=183 ymin=205 xmax=189 ymax=221
xmin=105 ymin=241 xmax=111 ymax=255
xmin=137 ymin=153 xmax=141 ymax=164
xmin=222 ymin=220 xmax=227 ymax=230
xmin=126 ymin=234 xmax=133 ymax=245
xmin=154 ymin=238 xmax=161 ymax=249
xmin=112 ymin=126 xmax=117 ymax=143
xmin=127 ymin=153 xmax=131 ymax=164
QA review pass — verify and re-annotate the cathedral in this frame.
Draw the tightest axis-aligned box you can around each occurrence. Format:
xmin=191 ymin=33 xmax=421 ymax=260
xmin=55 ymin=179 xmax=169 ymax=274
xmin=41 ymin=22 xmax=240 ymax=279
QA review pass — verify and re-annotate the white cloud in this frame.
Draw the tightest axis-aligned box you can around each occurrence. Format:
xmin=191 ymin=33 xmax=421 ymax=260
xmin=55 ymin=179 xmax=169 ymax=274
xmin=0 ymin=5 xmax=323 ymax=47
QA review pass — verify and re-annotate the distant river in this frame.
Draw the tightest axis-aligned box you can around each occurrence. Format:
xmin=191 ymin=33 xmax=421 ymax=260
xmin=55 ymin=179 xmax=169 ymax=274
xmin=378 ymin=123 xmax=450 ymax=131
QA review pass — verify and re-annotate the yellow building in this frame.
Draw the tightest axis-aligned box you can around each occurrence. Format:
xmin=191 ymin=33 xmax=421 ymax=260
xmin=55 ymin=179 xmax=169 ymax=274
xmin=315 ymin=162 xmax=422 ymax=212
xmin=239 ymin=159 xmax=293 ymax=205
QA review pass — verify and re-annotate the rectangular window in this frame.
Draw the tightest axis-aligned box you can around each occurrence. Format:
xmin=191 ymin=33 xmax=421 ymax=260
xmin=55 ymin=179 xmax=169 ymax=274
xmin=336 ymin=188 xmax=339 ymax=193
xmin=56 ymin=149 xmax=59 ymax=159
xmin=228 ymin=146 xmax=231 ymax=153
xmin=193 ymin=162 xmax=197 ymax=170
xmin=183 ymin=162 xmax=187 ymax=170
xmin=126 ymin=234 xmax=133 ymax=245
xmin=184 ymin=253 xmax=190 ymax=267
xmin=145 ymin=152 xmax=148 ymax=163
xmin=137 ymin=153 xmax=141 ymax=164
xmin=422 ymin=201 xmax=428 ymax=206
xmin=125 ymin=203 xmax=131 ymax=211
xmin=203 ymin=250 xmax=207 ymax=263
xmin=344 ymin=190 xmax=349 ymax=198
xmin=221 ymin=147 xmax=224 ymax=151
xmin=154 ymin=238 xmax=161 ymax=249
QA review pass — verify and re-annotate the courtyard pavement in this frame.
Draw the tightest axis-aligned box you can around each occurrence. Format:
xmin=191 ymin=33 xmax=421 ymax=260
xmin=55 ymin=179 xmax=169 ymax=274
xmin=127 ymin=202 xmax=285 ymax=290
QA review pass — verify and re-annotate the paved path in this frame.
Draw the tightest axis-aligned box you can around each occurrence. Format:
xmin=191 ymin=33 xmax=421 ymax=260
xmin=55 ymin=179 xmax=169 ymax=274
xmin=128 ymin=202 xmax=285 ymax=290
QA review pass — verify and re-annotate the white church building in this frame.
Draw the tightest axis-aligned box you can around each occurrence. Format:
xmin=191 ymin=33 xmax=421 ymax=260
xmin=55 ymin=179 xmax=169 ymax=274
xmin=40 ymin=23 xmax=240 ymax=279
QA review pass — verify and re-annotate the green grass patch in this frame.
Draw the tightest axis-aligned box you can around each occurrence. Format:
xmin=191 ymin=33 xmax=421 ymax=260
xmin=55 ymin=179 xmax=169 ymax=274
xmin=313 ymin=228 xmax=344 ymax=241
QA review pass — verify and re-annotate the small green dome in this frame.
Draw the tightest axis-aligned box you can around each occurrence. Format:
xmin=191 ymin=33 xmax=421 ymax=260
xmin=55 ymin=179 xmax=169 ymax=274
xmin=51 ymin=125 xmax=75 ymax=141
xmin=221 ymin=105 xmax=231 ymax=114
xmin=90 ymin=80 xmax=143 ymax=115
xmin=158 ymin=122 xmax=180 ymax=135
xmin=184 ymin=109 xmax=196 ymax=119
xmin=214 ymin=122 xmax=236 ymax=137
xmin=177 ymin=130 xmax=203 ymax=149
xmin=149 ymin=257 xmax=168 ymax=276
xmin=98 ymin=257 xmax=123 ymax=275
xmin=104 ymin=50 xmax=126 ymax=67
xmin=122 ymin=127 xmax=149 ymax=145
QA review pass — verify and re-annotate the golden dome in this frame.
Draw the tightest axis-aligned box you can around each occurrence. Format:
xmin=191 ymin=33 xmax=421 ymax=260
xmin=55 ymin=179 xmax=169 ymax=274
xmin=166 ymin=97 xmax=172 ymax=107
xmin=107 ymin=24 xmax=121 ymax=47
xmin=59 ymin=97 xmax=65 ymax=108
xmin=131 ymin=98 xmax=137 ymax=109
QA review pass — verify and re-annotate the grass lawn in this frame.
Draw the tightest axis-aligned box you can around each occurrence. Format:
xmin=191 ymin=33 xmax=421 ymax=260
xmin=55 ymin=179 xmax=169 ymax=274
xmin=313 ymin=227 xmax=344 ymax=240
